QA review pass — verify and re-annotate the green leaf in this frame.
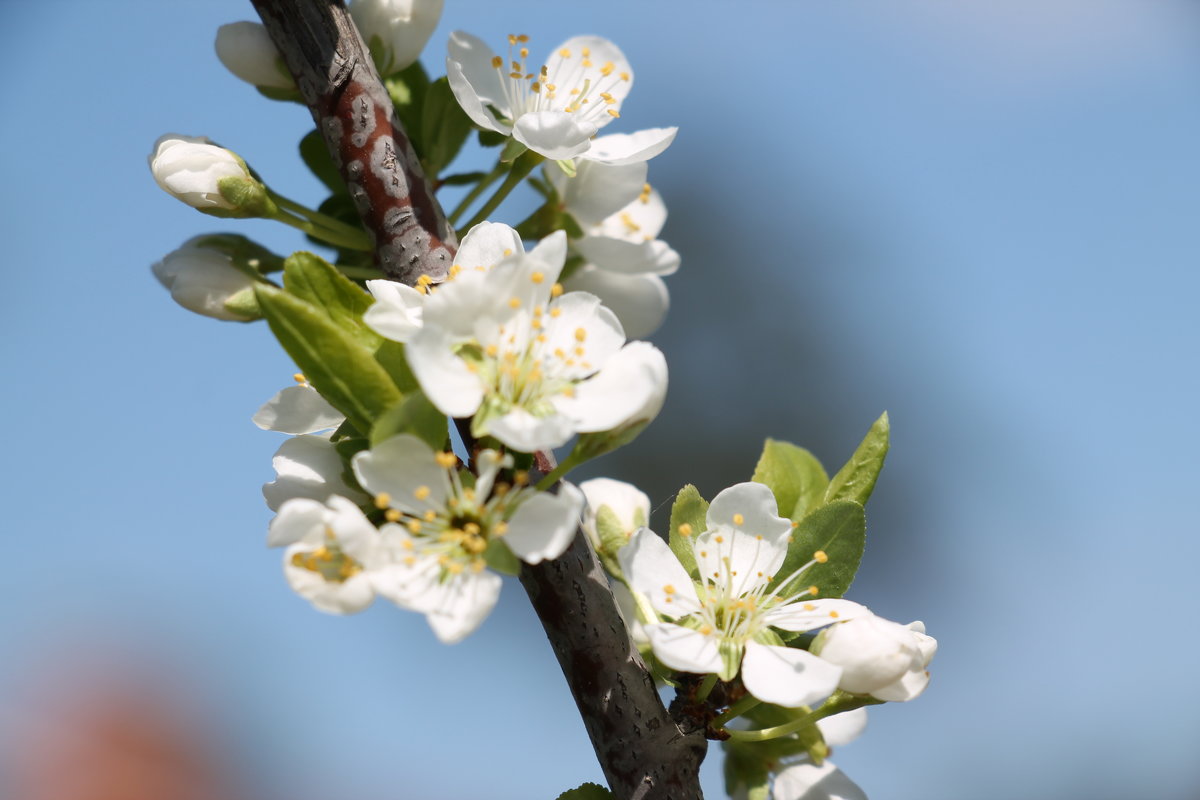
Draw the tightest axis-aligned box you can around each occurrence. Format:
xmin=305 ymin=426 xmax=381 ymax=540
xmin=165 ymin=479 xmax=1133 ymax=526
xmin=770 ymin=501 xmax=866 ymax=599
xmin=824 ymin=412 xmax=890 ymax=506
xmin=554 ymin=783 xmax=612 ymax=800
xmin=373 ymin=340 xmax=420 ymax=394
xmin=370 ymin=392 xmax=448 ymax=451
xmin=419 ymin=77 xmax=475 ymax=176
xmin=385 ymin=62 xmax=430 ymax=151
xmin=478 ymin=128 xmax=508 ymax=148
xmin=255 ymin=285 xmax=402 ymax=434
xmin=722 ymin=740 xmax=771 ymax=800
xmin=484 ymin=538 xmax=521 ymax=576
xmin=438 ymin=170 xmax=488 ymax=186
xmin=751 ymin=439 xmax=830 ymax=521
xmin=281 ymin=252 xmax=382 ymax=350
xmin=668 ymin=485 xmax=707 ymax=577
xmin=299 ymin=130 xmax=344 ymax=194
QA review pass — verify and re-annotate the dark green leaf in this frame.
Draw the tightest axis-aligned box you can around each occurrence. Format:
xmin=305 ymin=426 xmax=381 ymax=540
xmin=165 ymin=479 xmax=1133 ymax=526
xmin=769 ymin=501 xmax=866 ymax=599
xmin=370 ymin=392 xmax=448 ymax=451
xmin=751 ymin=439 xmax=830 ymax=521
xmin=478 ymin=129 xmax=507 ymax=148
xmin=668 ymin=485 xmax=707 ymax=577
xmin=373 ymin=340 xmax=420 ymax=394
xmin=824 ymin=412 xmax=890 ymax=506
xmin=281 ymin=252 xmax=381 ymax=350
xmin=255 ymin=285 xmax=402 ymax=434
xmin=420 ymin=77 xmax=474 ymax=176
xmin=299 ymin=130 xmax=344 ymax=194
xmin=484 ymin=538 xmax=521 ymax=576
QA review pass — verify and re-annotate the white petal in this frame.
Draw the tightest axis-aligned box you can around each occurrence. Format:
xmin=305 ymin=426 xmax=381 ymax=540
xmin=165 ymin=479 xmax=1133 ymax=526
xmin=420 ymin=267 xmax=500 ymax=338
xmin=694 ymin=527 xmax=787 ymax=599
xmin=407 ymin=329 xmax=485 ymax=417
xmin=214 ymin=21 xmax=293 ymax=89
xmin=512 ymin=111 xmax=597 ymax=160
xmin=542 ymin=36 xmax=634 ymax=130
xmin=445 ymin=31 xmax=510 ymax=131
xmin=644 ymin=623 xmax=721 ymax=674
xmin=579 ymin=477 xmax=651 ymax=534
xmin=486 ymin=407 xmax=576 ymax=452
xmin=817 ymin=707 xmax=868 ymax=748
xmin=283 ymin=555 xmax=375 ymax=615
xmin=563 ymin=267 xmax=669 ymax=340
xmin=871 ymin=667 xmax=930 ymax=702
xmin=575 ymin=236 xmax=680 ymax=277
xmin=252 ymin=385 xmax=345 ymax=434
xmin=351 ymin=433 xmax=450 ymax=513
xmin=263 ymin=433 xmax=362 ymax=512
xmin=504 ymin=482 xmax=583 ymax=564
xmin=707 ymin=482 xmax=792 ymax=542
xmin=554 ymin=341 xmax=667 ymax=434
xmin=584 ymin=127 xmax=678 ymax=166
xmin=424 ymin=569 xmax=503 ymax=643
xmin=540 ymin=291 xmax=626 ymax=380
xmin=765 ymin=599 xmax=874 ymax=633
xmin=453 ymin=221 xmax=525 ymax=271
xmin=268 ymin=498 xmax=329 ymax=547
xmin=324 ymin=495 xmax=381 ymax=565
xmin=773 ymin=762 xmax=868 ymax=800
xmin=618 ymin=528 xmax=701 ymax=616
xmin=527 ymin=229 xmax=569 ymax=281
xmin=591 ymin=182 xmax=669 ymax=241
xmin=555 ymin=160 xmax=647 ymax=225
xmin=364 ymin=279 xmax=425 ymax=342
xmin=741 ymin=642 xmax=842 ymax=708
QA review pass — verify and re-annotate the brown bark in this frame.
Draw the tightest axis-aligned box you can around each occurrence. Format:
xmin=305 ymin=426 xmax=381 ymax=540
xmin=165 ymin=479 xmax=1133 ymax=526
xmin=250 ymin=2 xmax=707 ymax=796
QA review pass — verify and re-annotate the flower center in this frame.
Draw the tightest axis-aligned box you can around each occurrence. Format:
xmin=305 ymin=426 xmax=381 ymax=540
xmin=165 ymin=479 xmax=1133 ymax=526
xmin=290 ymin=529 xmax=362 ymax=583
xmin=489 ymin=34 xmax=631 ymax=126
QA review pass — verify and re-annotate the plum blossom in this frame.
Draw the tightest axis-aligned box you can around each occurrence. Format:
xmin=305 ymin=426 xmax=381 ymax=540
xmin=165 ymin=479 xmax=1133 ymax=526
xmin=620 ymin=482 xmax=872 ymax=707
xmin=148 ymin=135 xmax=254 ymax=211
xmin=814 ymin=616 xmax=937 ymax=701
xmin=151 ymin=237 xmax=261 ymax=321
xmin=406 ymin=230 xmax=668 ymax=452
xmin=351 ymin=433 xmax=583 ymax=642
xmin=214 ymin=22 xmax=294 ymax=90
xmin=446 ymin=31 xmax=675 ymax=163
xmin=350 ymin=0 xmax=444 ymax=75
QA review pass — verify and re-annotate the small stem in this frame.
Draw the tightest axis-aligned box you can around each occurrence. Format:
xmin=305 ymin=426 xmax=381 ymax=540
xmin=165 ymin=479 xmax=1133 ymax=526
xmin=722 ymin=694 xmax=883 ymax=743
xmin=449 ymin=158 xmax=507 ymax=225
xmin=268 ymin=190 xmax=373 ymax=250
xmin=535 ymin=449 xmax=581 ymax=492
xmin=711 ymin=694 xmax=761 ymax=728
xmin=268 ymin=209 xmax=372 ymax=251
xmin=462 ymin=153 xmax=543 ymax=231
xmin=694 ymin=674 xmax=718 ymax=704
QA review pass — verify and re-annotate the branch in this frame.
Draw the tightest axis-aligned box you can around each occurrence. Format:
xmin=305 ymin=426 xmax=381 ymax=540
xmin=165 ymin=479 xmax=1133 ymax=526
xmin=250 ymin=2 xmax=707 ymax=795
xmin=251 ymin=0 xmax=456 ymax=285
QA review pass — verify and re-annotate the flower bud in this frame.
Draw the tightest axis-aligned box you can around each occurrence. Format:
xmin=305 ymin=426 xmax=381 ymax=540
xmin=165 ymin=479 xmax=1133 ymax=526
xmin=349 ymin=0 xmax=444 ymax=74
xmin=579 ymin=478 xmax=651 ymax=565
xmin=214 ymin=21 xmax=295 ymax=90
xmin=148 ymin=135 xmax=271 ymax=216
xmin=151 ymin=237 xmax=264 ymax=321
xmin=813 ymin=615 xmax=936 ymax=701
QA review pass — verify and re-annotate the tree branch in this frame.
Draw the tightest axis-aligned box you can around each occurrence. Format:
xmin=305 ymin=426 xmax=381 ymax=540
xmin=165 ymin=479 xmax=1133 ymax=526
xmin=250 ymin=2 xmax=707 ymax=795
xmin=251 ymin=0 xmax=456 ymax=285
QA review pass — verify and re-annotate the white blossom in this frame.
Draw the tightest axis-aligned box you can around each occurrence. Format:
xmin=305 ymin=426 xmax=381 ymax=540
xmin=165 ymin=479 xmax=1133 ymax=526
xmin=407 ymin=230 xmax=668 ymax=452
xmin=262 ymin=433 xmax=367 ymax=512
xmin=214 ymin=22 xmax=294 ymax=90
xmin=268 ymin=495 xmax=382 ymax=614
xmin=252 ymin=378 xmax=345 ymax=435
xmin=148 ymin=135 xmax=251 ymax=211
xmin=620 ymin=482 xmax=873 ymax=707
xmin=350 ymin=0 xmax=444 ymax=75
xmin=772 ymin=761 xmax=868 ymax=800
xmin=814 ymin=616 xmax=937 ymax=701
xmin=151 ymin=238 xmax=260 ymax=321
xmin=352 ymin=433 xmax=583 ymax=642
xmin=446 ymin=31 xmax=676 ymax=163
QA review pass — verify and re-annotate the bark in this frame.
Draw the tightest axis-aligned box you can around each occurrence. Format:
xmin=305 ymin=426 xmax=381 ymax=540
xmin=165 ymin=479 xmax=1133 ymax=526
xmin=251 ymin=0 xmax=456 ymax=285
xmin=250 ymin=2 xmax=708 ymax=796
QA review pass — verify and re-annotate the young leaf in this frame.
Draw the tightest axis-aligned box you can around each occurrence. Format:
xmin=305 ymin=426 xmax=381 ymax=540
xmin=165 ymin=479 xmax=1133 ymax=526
xmin=298 ymin=130 xmax=344 ymax=194
xmin=751 ymin=439 xmax=830 ymax=521
xmin=669 ymin=485 xmax=708 ymax=577
xmin=770 ymin=501 xmax=866 ymax=600
xmin=824 ymin=412 xmax=890 ymax=506
xmin=554 ymin=783 xmax=612 ymax=800
xmin=370 ymin=392 xmax=448 ymax=452
xmin=281 ymin=252 xmax=381 ymax=350
xmin=419 ymin=77 xmax=474 ymax=176
xmin=255 ymin=285 xmax=402 ymax=434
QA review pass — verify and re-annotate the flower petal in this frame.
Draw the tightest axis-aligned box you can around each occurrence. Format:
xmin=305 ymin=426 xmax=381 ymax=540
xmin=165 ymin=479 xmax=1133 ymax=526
xmin=512 ymin=111 xmax=597 ymax=160
xmin=424 ymin=569 xmax=503 ymax=643
xmin=644 ymin=623 xmax=721 ymax=674
xmin=563 ymin=267 xmax=668 ymax=340
xmin=554 ymin=341 xmax=667 ymax=434
xmin=707 ymin=482 xmax=792 ymax=543
xmin=364 ymin=279 xmax=425 ymax=342
xmin=446 ymin=31 xmax=510 ymax=129
xmin=267 ymin=498 xmax=327 ymax=547
xmin=694 ymin=527 xmax=788 ymax=598
xmin=741 ymin=642 xmax=842 ymax=707
xmin=252 ymin=385 xmax=345 ymax=434
xmin=773 ymin=761 xmax=868 ymax=800
xmin=542 ymin=36 xmax=634 ymax=130
xmin=817 ymin=707 xmax=868 ymax=748
xmin=453 ymin=221 xmax=525 ymax=272
xmin=574 ymin=236 xmax=680 ymax=277
xmin=504 ymin=482 xmax=583 ymax=564
xmin=486 ymin=407 xmax=576 ymax=452
xmin=263 ymin=433 xmax=363 ymax=512
xmin=584 ymin=127 xmax=678 ymax=166
xmin=407 ymin=329 xmax=486 ymax=418
xmin=764 ymin=599 xmax=874 ymax=633
xmin=351 ymin=433 xmax=451 ymax=513
xmin=619 ymin=528 xmax=701 ymax=616
xmin=549 ymin=160 xmax=647 ymax=226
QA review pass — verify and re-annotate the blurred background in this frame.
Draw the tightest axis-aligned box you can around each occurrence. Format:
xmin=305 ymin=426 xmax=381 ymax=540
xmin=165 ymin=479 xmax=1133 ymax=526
xmin=2 ymin=1 xmax=1198 ymax=798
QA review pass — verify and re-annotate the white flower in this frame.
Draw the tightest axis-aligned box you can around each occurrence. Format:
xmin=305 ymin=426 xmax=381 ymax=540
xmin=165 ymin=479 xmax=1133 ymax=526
xmin=268 ymin=495 xmax=382 ymax=614
xmin=350 ymin=0 xmax=444 ymax=75
xmin=214 ymin=22 xmax=295 ymax=89
xmin=407 ymin=230 xmax=668 ymax=452
xmin=151 ymin=238 xmax=260 ymax=321
xmin=252 ymin=378 xmax=345 ymax=434
xmin=148 ymin=135 xmax=251 ymax=211
xmin=446 ymin=31 xmax=676 ymax=163
xmin=773 ymin=761 xmax=868 ymax=800
xmin=579 ymin=477 xmax=650 ymax=553
xmin=620 ymin=482 xmax=873 ymax=707
xmin=814 ymin=616 xmax=937 ymax=701
xmin=352 ymin=433 xmax=584 ymax=642
xmin=262 ymin=433 xmax=367 ymax=512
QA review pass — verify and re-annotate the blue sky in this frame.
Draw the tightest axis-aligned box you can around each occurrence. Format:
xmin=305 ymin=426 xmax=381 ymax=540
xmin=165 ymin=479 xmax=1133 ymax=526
xmin=2 ymin=2 xmax=1198 ymax=798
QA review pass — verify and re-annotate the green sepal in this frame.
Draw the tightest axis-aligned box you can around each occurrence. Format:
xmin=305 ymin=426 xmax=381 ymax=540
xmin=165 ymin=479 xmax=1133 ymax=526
xmin=255 ymin=85 xmax=302 ymax=103
xmin=299 ymin=130 xmax=344 ymax=194
xmin=281 ymin=252 xmax=381 ymax=349
xmin=769 ymin=501 xmax=865 ymax=599
xmin=824 ymin=412 xmax=889 ymax=506
xmin=500 ymin=137 xmax=528 ymax=162
xmin=752 ymin=627 xmax=785 ymax=647
xmin=255 ymin=284 xmax=402 ymax=434
xmin=420 ymin=77 xmax=474 ymax=176
xmin=213 ymin=176 xmax=275 ymax=218
xmin=718 ymin=638 xmax=743 ymax=682
xmin=751 ymin=439 xmax=829 ymax=521
xmin=373 ymin=340 xmax=420 ymax=394
xmin=370 ymin=392 xmax=448 ymax=452
xmin=478 ymin=129 xmax=508 ymax=148
xmin=554 ymin=158 xmax=577 ymax=177
xmin=594 ymin=504 xmax=631 ymax=559
xmin=484 ymin=537 xmax=521 ymax=576
xmin=668 ymin=485 xmax=707 ymax=578
xmin=222 ymin=286 xmax=262 ymax=319
xmin=554 ymin=783 xmax=612 ymax=800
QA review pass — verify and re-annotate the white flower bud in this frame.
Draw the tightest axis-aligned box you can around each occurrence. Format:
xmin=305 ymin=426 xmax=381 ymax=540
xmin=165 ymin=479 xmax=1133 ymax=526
xmin=814 ymin=614 xmax=936 ymax=701
xmin=151 ymin=238 xmax=260 ymax=321
xmin=148 ymin=135 xmax=253 ymax=211
xmin=349 ymin=0 xmax=444 ymax=74
xmin=214 ymin=21 xmax=295 ymax=90
xmin=579 ymin=477 xmax=651 ymax=555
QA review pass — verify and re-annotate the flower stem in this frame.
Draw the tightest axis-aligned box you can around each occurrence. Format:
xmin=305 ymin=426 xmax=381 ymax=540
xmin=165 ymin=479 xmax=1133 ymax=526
xmin=267 ymin=191 xmax=373 ymax=250
xmin=721 ymin=694 xmax=882 ymax=742
xmin=535 ymin=449 xmax=581 ymax=492
xmin=694 ymin=674 xmax=719 ymax=704
xmin=462 ymin=153 xmax=543 ymax=231
xmin=448 ymin=158 xmax=507 ymax=226
xmin=710 ymin=694 xmax=761 ymax=728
